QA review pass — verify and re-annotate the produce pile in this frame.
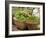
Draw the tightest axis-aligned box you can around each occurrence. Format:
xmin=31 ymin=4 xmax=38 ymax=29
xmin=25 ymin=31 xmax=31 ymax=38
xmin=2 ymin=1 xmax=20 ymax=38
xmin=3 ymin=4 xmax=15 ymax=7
xmin=12 ymin=7 xmax=40 ymax=30
xmin=12 ymin=7 xmax=40 ymax=23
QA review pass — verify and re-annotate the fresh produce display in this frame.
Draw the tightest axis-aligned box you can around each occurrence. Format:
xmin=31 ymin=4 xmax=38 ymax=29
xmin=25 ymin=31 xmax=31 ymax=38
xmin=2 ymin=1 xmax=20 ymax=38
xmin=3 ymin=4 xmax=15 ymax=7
xmin=12 ymin=7 xmax=40 ymax=30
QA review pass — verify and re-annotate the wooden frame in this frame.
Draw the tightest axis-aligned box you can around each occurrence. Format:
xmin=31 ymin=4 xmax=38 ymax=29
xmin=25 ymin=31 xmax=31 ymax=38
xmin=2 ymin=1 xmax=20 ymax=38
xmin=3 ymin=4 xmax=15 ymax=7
xmin=5 ymin=1 xmax=45 ymax=37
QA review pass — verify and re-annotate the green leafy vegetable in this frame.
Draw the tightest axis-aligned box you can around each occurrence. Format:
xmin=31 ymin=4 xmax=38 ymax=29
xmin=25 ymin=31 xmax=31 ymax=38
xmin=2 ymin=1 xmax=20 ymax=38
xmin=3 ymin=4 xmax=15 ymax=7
xmin=12 ymin=7 xmax=40 ymax=23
